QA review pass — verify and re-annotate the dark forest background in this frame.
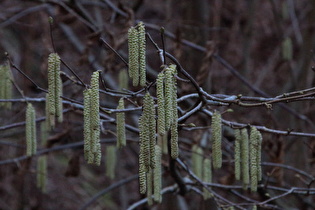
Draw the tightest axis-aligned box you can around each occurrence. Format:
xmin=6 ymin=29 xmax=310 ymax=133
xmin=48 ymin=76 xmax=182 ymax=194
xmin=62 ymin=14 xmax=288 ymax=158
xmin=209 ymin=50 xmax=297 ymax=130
xmin=0 ymin=0 xmax=315 ymax=209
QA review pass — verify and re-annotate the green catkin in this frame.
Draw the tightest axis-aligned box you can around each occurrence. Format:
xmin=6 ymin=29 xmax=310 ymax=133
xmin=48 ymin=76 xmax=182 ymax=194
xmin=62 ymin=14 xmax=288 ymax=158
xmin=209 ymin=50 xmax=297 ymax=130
xmin=170 ymin=65 xmax=179 ymax=159
xmin=118 ymin=69 xmax=129 ymax=91
xmin=147 ymin=169 xmax=153 ymax=206
xmin=156 ymin=72 xmax=166 ymax=135
xmin=138 ymin=120 xmax=147 ymax=194
xmin=250 ymin=126 xmax=259 ymax=192
xmin=234 ymin=129 xmax=242 ymax=180
xmin=128 ymin=26 xmax=139 ymax=86
xmin=153 ymin=145 xmax=162 ymax=203
xmin=116 ymin=98 xmax=126 ymax=148
xmin=192 ymin=145 xmax=203 ymax=178
xmin=106 ymin=145 xmax=116 ymax=179
xmin=26 ymin=103 xmax=37 ymax=156
xmin=0 ymin=64 xmax=13 ymax=109
xmin=90 ymin=71 xmax=100 ymax=154
xmin=83 ymin=71 xmax=101 ymax=165
xmin=37 ymin=156 xmax=47 ymax=193
xmin=47 ymin=53 xmax=63 ymax=128
xmin=143 ymin=93 xmax=156 ymax=169
xmin=203 ymin=158 xmax=212 ymax=200
xmin=241 ymin=128 xmax=250 ymax=188
xmin=83 ymin=89 xmax=91 ymax=162
xmin=212 ymin=110 xmax=222 ymax=169
xmin=257 ymin=131 xmax=262 ymax=181
xmin=164 ymin=67 xmax=174 ymax=130
xmin=139 ymin=115 xmax=150 ymax=172
xmin=138 ymin=22 xmax=146 ymax=87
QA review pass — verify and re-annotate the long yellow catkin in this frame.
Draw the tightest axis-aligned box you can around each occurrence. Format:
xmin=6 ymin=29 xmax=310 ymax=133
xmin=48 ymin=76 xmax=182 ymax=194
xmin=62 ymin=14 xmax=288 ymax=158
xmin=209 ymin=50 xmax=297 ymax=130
xmin=249 ymin=127 xmax=259 ymax=192
xmin=212 ymin=110 xmax=222 ymax=169
xmin=138 ymin=22 xmax=146 ymax=87
xmin=153 ymin=145 xmax=162 ymax=203
xmin=138 ymin=116 xmax=147 ymax=194
xmin=116 ymin=98 xmax=126 ymax=148
xmin=164 ymin=67 xmax=174 ymax=131
xmin=47 ymin=53 xmax=62 ymax=128
xmin=139 ymin=114 xmax=150 ymax=172
xmin=106 ymin=145 xmax=116 ymax=179
xmin=170 ymin=65 xmax=179 ymax=159
xmin=128 ymin=26 xmax=139 ymax=86
xmin=0 ymin=64 xmax=13 ymax=109
xmin=26 ymin=103 xmax=37 ymax=156
xmin=156 ymin=72 xmax=166 ymax=135
xmin=192 ymin=145 xmax=204 ymax=178
xmin=83 ymin=71 xmax=101 ymax=165
xmin=241 ymin=128 xmax=250 ymax=188
xmin=143 ymin=92 xmax=156 ymax=169
xmin=83 ymin=89 xmax=91 ymax=162
xmin=257 ymin=131 xmax=262 ymax=181
xmin=203 ymin=158 xmax=212 ymax=200
xmin=234 ymin=129 xmax=241 ymax=180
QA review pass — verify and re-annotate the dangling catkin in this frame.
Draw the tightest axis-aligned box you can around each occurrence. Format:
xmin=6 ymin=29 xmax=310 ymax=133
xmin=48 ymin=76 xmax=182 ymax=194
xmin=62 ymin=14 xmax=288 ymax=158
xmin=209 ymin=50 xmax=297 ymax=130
xmin=241 ymin=128 xmax=250 ymax=188
xmin=83 ymin=71 xmax=101 ymax=165
xmin=234 ymin=129 xmax=241 ymax=180
xmin=83 ymin=89 xmax=91 ymax=162
xmin=143 ymin=92 xmax=156 ymax=169
xmin=139 ymin=115 xmax=150 ymax=172
xmin=47 ymin=53 xmax=63 ymax=128
xmin=170 ymin=65 xmax=179 ymax=159
xmin=249 ymin=126 xmax=263 ymax=191
xmin=192 ymin=145 xmax=203 ymax=178
xmin=128 ymin=26 xmax=139 ymax=86
xmin=106 ymin=145 xmax=116 ymax=179
xmin=257 ymin=131 xmax=262 ymax=181
xmin=90 ymin=71 xmax=100 ymax=153
xmin=164 ymin=67 xmax=174 ymax=130
xmin=156 ymin=72 xmax=166 ymax=135
xmin=26 ymin=103 xmax=37 ymax=156
xmin=139 ymin=116 xmax=147 ymax=193
xmin=203 ymin=158 xmax=212 ymax=200
xmin=116 ymin=98 xmax=126 ymax=148
xmin=138 ymin=22 xmax=146 ymax=87
xmin=0 ymin=64 xmax=13 ymax=109
xmin=153 ymin=145 xmax=162 ymax=203
xmin=211 ymin=110 xmax=222 ymax=169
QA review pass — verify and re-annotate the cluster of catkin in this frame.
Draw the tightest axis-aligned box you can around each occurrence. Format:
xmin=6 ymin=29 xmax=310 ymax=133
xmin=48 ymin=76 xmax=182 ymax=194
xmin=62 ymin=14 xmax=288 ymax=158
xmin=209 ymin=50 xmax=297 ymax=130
xmin=190 ymin=111 xmax=222 ymax=200
xmin=138 ymin=93 xmax=162 ymax=204
xmin=156 ymin=65 xmax=178 ymax=158
xmin=128 ymin=22 xmax=146 ymax=87
xmin=234 ymin=127 xmax=262 ymax=191
xmin=0 ymin=63 xmax=13 ymax=109
xmin=46 ymin=53 xmax=63 ymax=129
xmin=83 ymin=71 xmax=101 ymax=165
xmin=191 ymin=145 xmax=213 ymax=200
